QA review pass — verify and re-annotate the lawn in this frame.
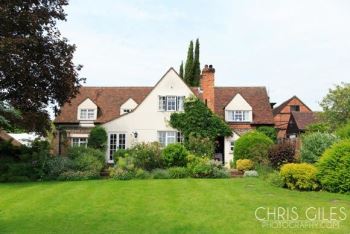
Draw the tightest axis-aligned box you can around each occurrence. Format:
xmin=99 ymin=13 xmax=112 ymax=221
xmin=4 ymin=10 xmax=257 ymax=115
xmin=0 ymin=178 xmax=349 ymax=234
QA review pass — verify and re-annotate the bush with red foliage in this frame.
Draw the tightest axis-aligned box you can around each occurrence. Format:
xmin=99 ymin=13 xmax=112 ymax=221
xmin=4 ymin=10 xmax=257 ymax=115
xmin=268 ymin=142 xmax=296 ymax=169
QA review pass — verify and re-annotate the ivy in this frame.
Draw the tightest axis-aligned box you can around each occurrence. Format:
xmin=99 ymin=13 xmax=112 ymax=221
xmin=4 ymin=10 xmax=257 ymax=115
xmin=170 ymin=96 xmax=232 ymax=141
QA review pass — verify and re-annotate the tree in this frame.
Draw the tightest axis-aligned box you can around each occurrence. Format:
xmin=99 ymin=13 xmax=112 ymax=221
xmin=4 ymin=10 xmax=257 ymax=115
xmin=0 ymin=101 xmax=21 ymax=131
xmin=170 ymin=95 xmax=232 ymax=142
xmin=320 ymin=82 xmax=350 ymax=130
xmin=192 ymin=38 xmax=201 ymax=86
xmin=256 ymin=126 xmax=277 ymax=143
xmin=0 ymin=0 xmax=84 ymax=135
xmin=179 ymin=61 xmax=184 ymax=79
xmin=87 ymin=126 xmax=108 ymax=151
xmin=184 ymin=41 xmax=194 ymax=86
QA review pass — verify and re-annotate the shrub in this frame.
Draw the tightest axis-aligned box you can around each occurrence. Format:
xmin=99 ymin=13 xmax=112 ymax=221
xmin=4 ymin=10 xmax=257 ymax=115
xmin=162 ymin=144 xmax=188 ymax=167
xmin=185 ymin=134 xmax=214 ymax=158
xmin=74 ymin=154 xmax=104 ymax=173
xmin=234 ymin=131 xmax=273 ymax=165
xmin=151 ymin=169 xmax=170 ymax=179
xmin=243 ymin=170 xmax=259 ymax=177
xmin=236 ymin=159 xmax=254 ymax=171
xmin=256 ymin=126 xmax=277 ymax=142
xmin=87 ymin=126 xmax=108 ymax=151
xmin=168 ymin=167 xmax=189 ymax=178
xmin=129 ymin=142 xmax=163 ymax=171
xmin=317 ymin=140 xmax=350 ymax=193
xmin=108 ymin=167 xmax=135 ymax=180
xmin=280 ymin=163 xmax=319 ymax=191
xmin=187 ymin=155 xmax=227 ymax=178
xmin=267 ymin=172 xmax=284 ymax=187
xmin=113 ymin=148 xmax=132 ymax=162
xmin=58 ymin=170 xmax=100 ymax=181
xmin=66 ymin=146 xmax=105 ymax=163
xmin=305 ymin=122 xmax=331 ymax=133
xmin=44 ymin=156 xmax=74 ymax=180
xmin=268 ymin=142 xmax=296 ymax=169
xmin=212 ymin=167 xmax=230 ymax=178
xmin=300 ymin=132 xmax=339 ymax=164
xmin=135 ymin=168 xmax=151 ymax=179
xmin=336 ymin=122 xmax=350 ymax=139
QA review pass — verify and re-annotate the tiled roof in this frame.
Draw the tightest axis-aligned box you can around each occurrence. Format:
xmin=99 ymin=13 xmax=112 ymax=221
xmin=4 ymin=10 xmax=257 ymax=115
xmin=273 ymin=95 xmax=311 ymax=115
xmin=54 ymin=86 xmax=202 ymax=124
xmin=54 ymin=87 xmax=152 ymax=123
xmin=214 ymin=87 xmax=274 ymax=125
xmin=291 ymin=112 xmax=317 ymax=130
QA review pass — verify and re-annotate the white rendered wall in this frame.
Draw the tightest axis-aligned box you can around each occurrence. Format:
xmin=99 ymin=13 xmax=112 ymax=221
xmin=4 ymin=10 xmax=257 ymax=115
xmin=103 ymin=68 xmax=194 ymax=161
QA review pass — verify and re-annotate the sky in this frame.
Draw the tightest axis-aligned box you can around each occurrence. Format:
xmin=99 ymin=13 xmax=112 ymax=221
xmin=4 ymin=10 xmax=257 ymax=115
xmin=58 ymin=0 xmax=350 ymax=110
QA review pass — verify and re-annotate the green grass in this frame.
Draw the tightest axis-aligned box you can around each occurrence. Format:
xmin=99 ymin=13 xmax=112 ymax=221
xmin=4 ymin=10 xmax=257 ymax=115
xmin=0 ymin=178 xmax=349 ymax=234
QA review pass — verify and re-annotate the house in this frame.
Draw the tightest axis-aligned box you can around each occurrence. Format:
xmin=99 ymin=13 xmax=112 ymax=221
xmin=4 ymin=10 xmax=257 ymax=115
xmin=286 ymin=112 xmax=317 ymax=138
xmin=54 ymin=65 xmax=274 ymax=166
xmin=273 ymin=96 xmax=313 ymax=139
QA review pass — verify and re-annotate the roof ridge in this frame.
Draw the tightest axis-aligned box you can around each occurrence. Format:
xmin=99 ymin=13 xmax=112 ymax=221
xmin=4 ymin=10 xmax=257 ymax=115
xmin=81 ymin=86 xmax=153 ymax=89
xmin=215 ymin=86 xmax=266 ymax=88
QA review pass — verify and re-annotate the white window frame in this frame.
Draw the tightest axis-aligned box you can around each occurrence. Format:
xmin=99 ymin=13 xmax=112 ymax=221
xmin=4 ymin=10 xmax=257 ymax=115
xmin=108 ymin=133 xmax=126 ymax=160
xmin=159 ymin=96 xmax=185 ymax=112
xmin=80 ymin=108 xmax=96 ymax=120
xmin=71 ymin=137 xmax=88 ymax=147
xmin=227 ymin=110 xmax=251 ymax=122
xmin=158 ymin=131 xmax=184 ymax=147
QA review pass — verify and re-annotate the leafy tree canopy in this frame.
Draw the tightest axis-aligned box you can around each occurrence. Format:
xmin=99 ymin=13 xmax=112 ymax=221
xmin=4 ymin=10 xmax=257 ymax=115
xmin=320 ymin=82 xmax=350 ymax=130
xmin=170 ymin=96 xmax=232 ymax=141
xmin=0 ymin=0 xmax=84 ymax=134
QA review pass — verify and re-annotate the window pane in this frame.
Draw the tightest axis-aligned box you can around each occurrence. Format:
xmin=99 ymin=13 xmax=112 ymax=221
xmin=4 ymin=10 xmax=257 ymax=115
xmin=167 ymin=97 xmax=176 ymax=111
xmin=177 ymin=96 xmax=185 ymax=111
xmin=109 ymin=134 xmax=117 ymax=160
xmin=87 ymin=109 xmax=95 ymax=119
xmin=118 ymin=134 xmax=126 ymax=149
xmin=167 ymin=131 xmax=176 ymax=144
xmin=80 ymin=109 xmax=87 ymax=119
xmin=159 ymin=96 xmax=166 ymax=111
xmin=158 ymin=131 xmax=166 ymax=147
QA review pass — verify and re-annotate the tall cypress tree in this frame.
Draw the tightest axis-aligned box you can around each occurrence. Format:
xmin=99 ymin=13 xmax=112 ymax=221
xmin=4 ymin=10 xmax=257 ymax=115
xmin=184 ymin=41 xmax=194 ymax=85
xmin=179 ymin=61 xmax=184 ymax=79
xmin=193 ymin=38 xmax=201 ymax=86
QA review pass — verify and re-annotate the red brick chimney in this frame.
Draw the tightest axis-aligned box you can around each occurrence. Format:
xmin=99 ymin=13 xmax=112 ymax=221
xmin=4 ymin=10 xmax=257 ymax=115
xmin=201 ymin=64 xmax=215 ymax=112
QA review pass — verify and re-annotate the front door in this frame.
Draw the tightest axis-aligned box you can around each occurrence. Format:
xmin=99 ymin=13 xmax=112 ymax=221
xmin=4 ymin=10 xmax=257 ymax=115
xmin=214 ymin=136 xmax=225 ymax=164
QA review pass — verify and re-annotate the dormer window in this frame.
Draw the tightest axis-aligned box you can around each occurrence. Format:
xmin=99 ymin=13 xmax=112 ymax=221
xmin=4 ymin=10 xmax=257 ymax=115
xmin=159 ymin=96 xmax=184 ymax=111
xmin=80 ymin=109 xmax=96 ymax=120
xmin=227 ymin=110 xmax=251 ymax=122
xmin=123 ymin=109 xmax=133 ymax=114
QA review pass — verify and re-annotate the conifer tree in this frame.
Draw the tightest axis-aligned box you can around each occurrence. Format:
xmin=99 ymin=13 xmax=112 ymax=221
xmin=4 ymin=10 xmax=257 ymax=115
xmin=184 ymin=41 xmax=194 ymax=85
xmin=179 ymin=61 xmax=184 ymax=79
xmin=192 ymin=38 xmax=201 ymax=86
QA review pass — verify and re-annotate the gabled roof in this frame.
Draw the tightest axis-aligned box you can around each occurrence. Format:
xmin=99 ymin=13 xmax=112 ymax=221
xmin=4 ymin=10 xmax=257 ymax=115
xmin=54 ymin=87 xmax=153 ymax=123
xmin=54 ymin=82 xmax=202 ymax=125
xmin=214 ymin=87 xmax=274 ymax=125
xmin=291 ymin=112 xmax=317 ymax=130
xmin=273 ymin=95 xmax=312 ymax=116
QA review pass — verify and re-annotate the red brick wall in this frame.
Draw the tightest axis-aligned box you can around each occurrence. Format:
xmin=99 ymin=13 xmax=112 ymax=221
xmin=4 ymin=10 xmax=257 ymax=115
xmin=201 ymin=65 xmax=215 ymax=112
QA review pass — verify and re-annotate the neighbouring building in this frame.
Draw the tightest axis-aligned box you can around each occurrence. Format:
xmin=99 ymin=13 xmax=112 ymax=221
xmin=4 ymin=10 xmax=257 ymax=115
xmin=286 ymin=112 xmax=317 ymax=138
xmin=54 ymin=65 xmax=274 ymax=166
xmin=273 ymin=96 xmax=313 ymax=139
